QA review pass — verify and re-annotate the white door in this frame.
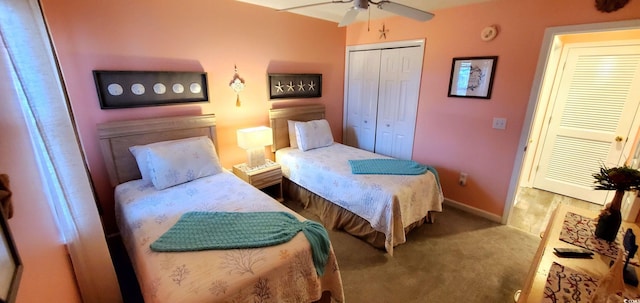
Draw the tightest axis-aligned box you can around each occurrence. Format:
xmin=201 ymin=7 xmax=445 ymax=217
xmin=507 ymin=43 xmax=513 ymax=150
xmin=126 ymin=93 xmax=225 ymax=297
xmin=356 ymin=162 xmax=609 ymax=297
xmin=375 ymin=46 xmax=423 ymax=159
xmin=345 ymin=45 xmax=423 ymax=159
xmin=533 ymin=42 xmax=640 ymax=204
xmin=375 ymin=47 xmax=422 ymax=160
xmin=344 ymin=49 xmax=381 ymax=152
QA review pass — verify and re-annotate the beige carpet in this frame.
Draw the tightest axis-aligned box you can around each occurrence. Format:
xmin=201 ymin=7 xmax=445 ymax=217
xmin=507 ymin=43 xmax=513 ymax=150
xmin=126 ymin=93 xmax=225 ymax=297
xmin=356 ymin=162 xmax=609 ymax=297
xmin=285 ymin=200 xmax=541 ymax=303
xmin=111 ymin=201 xmax=540 ymax=303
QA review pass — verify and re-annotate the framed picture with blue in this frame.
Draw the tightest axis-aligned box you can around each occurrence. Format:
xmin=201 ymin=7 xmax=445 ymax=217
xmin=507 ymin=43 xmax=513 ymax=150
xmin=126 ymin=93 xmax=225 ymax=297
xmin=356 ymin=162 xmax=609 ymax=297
xmin=447 ymin=56 xmax=498 ymax=99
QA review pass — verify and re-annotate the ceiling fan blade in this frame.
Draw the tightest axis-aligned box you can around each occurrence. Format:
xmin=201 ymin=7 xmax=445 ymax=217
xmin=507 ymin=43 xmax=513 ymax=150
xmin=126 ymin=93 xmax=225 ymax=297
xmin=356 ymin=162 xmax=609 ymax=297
xmin=278 ymin=0 xmax=353 ymax=12
xmin=338 ymin=6 xmax=361 ymax=27
xmin=377 ymin=1 xmax=434 ymax=22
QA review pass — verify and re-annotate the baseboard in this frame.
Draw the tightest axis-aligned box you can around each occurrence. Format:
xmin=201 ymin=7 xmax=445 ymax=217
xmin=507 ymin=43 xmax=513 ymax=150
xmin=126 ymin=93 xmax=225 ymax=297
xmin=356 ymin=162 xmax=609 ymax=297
xmin=443 ymin=198 xmax=503 ymax=223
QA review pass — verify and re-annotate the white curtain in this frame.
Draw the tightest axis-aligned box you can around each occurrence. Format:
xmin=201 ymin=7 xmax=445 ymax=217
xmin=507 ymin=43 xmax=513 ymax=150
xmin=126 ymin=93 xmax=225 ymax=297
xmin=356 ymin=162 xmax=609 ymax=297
xmin=0 ymin=0 xmax=122 ymax=302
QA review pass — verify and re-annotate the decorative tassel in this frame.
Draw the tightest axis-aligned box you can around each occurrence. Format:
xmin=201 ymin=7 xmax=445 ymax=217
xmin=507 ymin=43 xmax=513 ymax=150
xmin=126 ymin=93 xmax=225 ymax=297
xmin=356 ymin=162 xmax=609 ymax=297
xmin=589 ymin=249 xmax=625 ymax=302
xmin=229 ymin=64 xmax=245 ymax=107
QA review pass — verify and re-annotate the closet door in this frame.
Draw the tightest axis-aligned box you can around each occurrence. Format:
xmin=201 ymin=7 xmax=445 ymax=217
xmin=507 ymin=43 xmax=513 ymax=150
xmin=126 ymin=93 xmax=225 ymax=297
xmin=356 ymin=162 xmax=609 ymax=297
xmin=344 ymin=49 xmax=381 ymax=152
xmin=374 ymin=46 xmax=423 ymax=159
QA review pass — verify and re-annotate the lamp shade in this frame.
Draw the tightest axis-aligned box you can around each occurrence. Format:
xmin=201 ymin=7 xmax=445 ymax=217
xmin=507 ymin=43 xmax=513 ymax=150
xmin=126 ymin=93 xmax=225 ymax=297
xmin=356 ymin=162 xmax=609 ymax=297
xmin=237 ymin=126 xmax=273 ymax=149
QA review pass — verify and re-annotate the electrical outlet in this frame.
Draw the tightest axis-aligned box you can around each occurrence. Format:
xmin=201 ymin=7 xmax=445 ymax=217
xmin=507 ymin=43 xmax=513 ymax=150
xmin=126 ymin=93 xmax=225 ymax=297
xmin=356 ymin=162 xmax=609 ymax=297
xmin=492 ymin=117 xmax=507 ymax=130
xmin=459 ymin=172 xmax=468 ymax=186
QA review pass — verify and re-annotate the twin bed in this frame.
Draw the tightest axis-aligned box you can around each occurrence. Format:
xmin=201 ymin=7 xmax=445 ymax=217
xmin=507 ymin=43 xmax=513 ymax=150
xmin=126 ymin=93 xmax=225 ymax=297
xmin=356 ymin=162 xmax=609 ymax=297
xmin=98 ymin=105 xmax=443 ymax=302
xmin=98 ymin=115 xmax=343 ymax=303
xmin=269 ymin=105 xmax=444 ymax=256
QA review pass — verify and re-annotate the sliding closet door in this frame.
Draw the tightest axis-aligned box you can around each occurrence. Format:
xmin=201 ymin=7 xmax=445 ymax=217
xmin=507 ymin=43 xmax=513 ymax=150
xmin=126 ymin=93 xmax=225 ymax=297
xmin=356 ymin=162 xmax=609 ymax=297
xmin=344 ymin=49 xmax=381 ymax=152
xmin=375 ymin=46 xmax=423 ymax=159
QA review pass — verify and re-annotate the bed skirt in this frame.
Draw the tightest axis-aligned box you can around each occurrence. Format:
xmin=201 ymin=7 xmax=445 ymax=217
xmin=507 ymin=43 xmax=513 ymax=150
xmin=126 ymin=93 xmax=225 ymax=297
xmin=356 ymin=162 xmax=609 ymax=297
xmin=282 ymin=178 xmax=433 ymax=253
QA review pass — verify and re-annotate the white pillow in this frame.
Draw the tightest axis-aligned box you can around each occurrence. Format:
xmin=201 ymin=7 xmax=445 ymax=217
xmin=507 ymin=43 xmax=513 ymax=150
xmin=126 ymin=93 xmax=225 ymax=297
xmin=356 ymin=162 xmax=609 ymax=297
xmin=287 ymin=120 xmax=301 ymax=148
xmin=129 ymin=145 xmax=152 ymax=182
xmin=130 ymin=138 xmax=207 ymax=183
xmin=140 ymin=136 xmax=222 ymax=190
xmin=295 ymin=119 xmax=334 ymax=151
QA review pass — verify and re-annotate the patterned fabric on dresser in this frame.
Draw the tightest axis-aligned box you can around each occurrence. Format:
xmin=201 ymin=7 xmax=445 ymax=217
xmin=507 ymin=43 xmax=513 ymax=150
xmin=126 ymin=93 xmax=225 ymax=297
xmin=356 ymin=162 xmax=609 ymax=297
xmin=276 ymin=143 xmax=444 ymax=256
xmin=115 ymin=171 xmax=344 ymax=303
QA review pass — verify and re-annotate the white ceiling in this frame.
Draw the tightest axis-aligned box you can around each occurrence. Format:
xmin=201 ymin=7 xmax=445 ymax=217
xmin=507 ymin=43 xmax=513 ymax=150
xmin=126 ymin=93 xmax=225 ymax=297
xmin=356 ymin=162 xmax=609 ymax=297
xmin=236 ymin=0 xmax=495 ymax=25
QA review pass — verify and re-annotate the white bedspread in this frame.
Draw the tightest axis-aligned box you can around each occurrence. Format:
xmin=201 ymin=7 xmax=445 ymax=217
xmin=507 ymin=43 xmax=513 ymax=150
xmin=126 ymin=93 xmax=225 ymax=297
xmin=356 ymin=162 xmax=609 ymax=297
xmin=276 ymin=143 xmax=444 ymax=255
xmin=115 ymin=171 xmax=344 ymax=303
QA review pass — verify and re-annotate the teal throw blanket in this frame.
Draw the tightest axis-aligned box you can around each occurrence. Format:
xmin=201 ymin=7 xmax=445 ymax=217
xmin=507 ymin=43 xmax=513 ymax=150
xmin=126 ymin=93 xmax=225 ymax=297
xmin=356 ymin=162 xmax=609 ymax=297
xmin=349 ymin=158 xmax=427 ymax=175
xmin=150 ymin=211 xmax=330 ymax=276
xmin=349 ymin=159 xmax=441 ymax=186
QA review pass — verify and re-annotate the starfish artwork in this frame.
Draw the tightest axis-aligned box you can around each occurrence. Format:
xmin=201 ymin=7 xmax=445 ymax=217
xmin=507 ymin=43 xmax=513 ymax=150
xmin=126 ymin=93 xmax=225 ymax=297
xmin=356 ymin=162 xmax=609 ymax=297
xmin=379 ymin=24 xmax=389 ymax=40
xmin=275 ymin=81 xmax=284 ymax=93
xmin=268 ymin=74 xmax=321 ymax=99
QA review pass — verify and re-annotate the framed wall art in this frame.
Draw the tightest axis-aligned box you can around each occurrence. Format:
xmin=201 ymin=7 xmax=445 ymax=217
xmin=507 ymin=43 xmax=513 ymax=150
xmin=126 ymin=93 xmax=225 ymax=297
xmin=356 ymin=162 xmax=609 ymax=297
xmin=447 ymin=56 xmax=498 ymax=99
xmin=268 ymin=73 xmax=322 ymax=100
xmin=0 ymin=210 xmax=22 ymax=303
xmin=93 ymin=71 xmax=209 ymax=109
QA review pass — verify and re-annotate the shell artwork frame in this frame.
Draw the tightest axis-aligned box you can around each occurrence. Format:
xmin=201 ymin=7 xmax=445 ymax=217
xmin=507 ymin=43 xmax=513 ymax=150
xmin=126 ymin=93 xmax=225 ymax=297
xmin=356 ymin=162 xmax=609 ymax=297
xmin=93 ymin=70 xmax=209 ymax=109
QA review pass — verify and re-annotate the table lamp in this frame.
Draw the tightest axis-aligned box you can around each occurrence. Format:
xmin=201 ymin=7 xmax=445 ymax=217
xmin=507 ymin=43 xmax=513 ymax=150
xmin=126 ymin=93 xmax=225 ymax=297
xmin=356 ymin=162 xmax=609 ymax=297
xmin=237 ymin=126 xmax=273 ymax=168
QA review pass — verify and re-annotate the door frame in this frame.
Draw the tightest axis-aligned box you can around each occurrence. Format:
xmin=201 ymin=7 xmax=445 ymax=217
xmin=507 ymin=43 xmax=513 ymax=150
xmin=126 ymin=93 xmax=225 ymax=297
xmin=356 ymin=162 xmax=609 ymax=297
xmin=342 ymin=39 xmax=425 ymax=140
xmin=503 ymin=19 xmax=640 ymax=225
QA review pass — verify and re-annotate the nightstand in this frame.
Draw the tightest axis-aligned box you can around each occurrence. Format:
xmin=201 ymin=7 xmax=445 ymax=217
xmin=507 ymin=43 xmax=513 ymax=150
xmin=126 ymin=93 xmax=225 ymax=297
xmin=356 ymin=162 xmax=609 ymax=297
xmin=232 ymin=159 xmax=283 ymax=202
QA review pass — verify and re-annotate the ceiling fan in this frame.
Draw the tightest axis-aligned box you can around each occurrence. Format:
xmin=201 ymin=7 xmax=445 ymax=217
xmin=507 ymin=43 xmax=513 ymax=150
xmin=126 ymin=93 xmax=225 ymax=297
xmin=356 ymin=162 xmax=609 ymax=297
xmin=278 ymin=0 xmax=435 ymax=27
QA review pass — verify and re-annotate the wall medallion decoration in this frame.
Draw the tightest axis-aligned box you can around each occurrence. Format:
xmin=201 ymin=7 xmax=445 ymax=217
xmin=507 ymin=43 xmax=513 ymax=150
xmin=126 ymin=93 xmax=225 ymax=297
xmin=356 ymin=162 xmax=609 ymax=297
xmin=93 ymin=71 xmax=208 ymax=109
xmin=595 ymin=0 xmax=630 ymax=12
xmin=229 ymin=65 xmax=246 ymax=107
xmin=268 ymin=74 xmax=322 ymax=100
xmin=480 ymin=25 xmax=498 ymax=42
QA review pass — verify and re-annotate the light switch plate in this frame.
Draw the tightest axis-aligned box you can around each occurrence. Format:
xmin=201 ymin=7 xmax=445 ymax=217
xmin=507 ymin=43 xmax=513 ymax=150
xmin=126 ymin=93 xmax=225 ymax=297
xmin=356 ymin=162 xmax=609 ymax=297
xmin=493 ymin=118 xmax=507 ymax=130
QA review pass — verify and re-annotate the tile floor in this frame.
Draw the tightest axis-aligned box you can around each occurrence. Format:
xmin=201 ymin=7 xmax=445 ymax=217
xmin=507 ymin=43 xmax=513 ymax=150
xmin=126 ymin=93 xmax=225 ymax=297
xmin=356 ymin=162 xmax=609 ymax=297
xmin=508 ymin=187 xmax=604 ymax=236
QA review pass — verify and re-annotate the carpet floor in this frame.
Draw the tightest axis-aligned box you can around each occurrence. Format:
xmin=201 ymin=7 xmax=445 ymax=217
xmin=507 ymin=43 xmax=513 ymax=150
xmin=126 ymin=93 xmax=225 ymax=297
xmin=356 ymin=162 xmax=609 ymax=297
xmin=110 ymin=202 xmax=540 ymax=303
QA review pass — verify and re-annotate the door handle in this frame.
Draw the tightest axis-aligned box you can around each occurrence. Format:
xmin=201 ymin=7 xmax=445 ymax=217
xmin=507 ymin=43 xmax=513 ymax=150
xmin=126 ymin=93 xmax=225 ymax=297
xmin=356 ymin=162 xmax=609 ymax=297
xmin=615 ymin=136 xmax=623 ymax=142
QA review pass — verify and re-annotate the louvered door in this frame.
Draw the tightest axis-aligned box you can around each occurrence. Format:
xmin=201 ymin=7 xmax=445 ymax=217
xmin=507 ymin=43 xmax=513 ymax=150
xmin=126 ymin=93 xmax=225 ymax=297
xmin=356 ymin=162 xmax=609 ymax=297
xmin=533 ymin=42 xmax=640 ymax=205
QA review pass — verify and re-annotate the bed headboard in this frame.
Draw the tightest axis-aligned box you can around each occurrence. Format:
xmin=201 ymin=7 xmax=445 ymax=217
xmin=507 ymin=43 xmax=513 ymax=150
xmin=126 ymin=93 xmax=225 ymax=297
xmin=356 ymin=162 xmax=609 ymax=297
xmin=97 ymin=114 xmax=217 ymax=187
xmin=268 ymin=104 xmax=325 ymax=151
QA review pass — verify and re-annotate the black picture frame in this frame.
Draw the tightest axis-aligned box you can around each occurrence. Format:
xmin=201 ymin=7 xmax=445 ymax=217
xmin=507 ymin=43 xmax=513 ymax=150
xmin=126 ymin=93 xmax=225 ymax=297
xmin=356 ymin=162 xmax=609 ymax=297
xmin=447 ymin=56 xmax=498 ymax=99
xmin=268 ymin=73 xmax=322 ymax=99
xmin=0 ymin=210 xmax=22 ymax=303
xmin=93 ymin=71 xmax=209 ymax=109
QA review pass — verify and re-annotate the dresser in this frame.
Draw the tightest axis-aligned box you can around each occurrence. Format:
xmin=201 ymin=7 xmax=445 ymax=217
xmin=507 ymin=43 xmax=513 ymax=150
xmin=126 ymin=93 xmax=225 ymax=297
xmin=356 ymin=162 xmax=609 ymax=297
xmin=517 ymin=204 xmax=640 ymax=302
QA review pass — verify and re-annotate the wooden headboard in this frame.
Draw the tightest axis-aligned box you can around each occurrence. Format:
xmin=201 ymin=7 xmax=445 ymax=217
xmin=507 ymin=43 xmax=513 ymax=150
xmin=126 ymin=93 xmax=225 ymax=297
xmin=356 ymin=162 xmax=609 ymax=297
xmin=97 ymin=114 xmax=217 ymax=187
xmin=268 ymin=104 xmax=325 ymax=151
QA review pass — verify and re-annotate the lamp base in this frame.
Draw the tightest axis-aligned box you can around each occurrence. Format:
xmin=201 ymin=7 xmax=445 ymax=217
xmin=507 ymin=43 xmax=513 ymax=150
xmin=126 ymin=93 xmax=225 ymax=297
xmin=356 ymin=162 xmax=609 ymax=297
xmin=246 ymin=147 xmax=266 ymax=168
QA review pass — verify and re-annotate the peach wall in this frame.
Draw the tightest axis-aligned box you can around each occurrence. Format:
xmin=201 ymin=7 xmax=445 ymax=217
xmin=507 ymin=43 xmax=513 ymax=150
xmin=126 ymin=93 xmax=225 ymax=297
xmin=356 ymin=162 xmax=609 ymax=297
xmin=39 ymin=0 xmax=346 ymax=233
xmin=346 ymin=0 xmax=640 ymax=216
xmin=38 ymin=0 xmax=640 ymax=228
xmin=1 ymin=55 xmax=81 ymax=301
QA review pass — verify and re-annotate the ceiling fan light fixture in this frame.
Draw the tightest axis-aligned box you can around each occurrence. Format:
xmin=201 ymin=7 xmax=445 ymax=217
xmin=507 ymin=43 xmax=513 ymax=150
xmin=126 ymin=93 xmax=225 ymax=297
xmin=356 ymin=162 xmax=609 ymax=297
xmin=338 ymin=6 xmax=362 ymax=27
xmin=377 ymin=1 xmax=435 ymax=22
xmin=354 ymin=0 xmax=369 ymax=9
